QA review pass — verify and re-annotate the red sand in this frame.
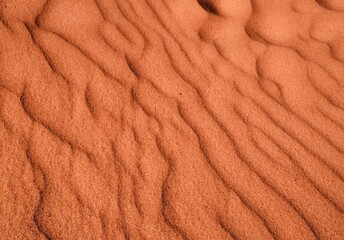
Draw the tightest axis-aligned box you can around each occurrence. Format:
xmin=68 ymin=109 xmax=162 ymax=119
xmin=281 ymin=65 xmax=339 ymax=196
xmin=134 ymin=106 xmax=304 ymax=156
xmin=0 ymin=0 xmax=343 ymax=239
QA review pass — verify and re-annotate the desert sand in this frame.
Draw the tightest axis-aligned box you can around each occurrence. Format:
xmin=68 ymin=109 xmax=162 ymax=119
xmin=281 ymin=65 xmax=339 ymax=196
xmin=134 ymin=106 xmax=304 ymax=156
xmin=0 ymin=0 xmax=343 ymax=239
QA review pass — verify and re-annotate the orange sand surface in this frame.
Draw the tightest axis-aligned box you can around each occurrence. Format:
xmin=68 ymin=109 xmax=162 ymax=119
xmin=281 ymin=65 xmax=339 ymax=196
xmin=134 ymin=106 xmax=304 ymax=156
xmin=0 ymin=0 xmax=344 ymax=239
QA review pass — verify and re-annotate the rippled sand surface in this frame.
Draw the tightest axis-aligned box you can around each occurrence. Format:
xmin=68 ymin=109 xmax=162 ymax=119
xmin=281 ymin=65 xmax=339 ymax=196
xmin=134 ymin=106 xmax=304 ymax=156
xmin=1 ymin=0 xmax=344 ymax=239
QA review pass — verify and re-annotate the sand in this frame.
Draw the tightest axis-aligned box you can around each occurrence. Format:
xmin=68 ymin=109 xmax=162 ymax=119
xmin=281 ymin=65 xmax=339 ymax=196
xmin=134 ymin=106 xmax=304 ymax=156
xmin=0 ymin=0 xmax=343 ymax=239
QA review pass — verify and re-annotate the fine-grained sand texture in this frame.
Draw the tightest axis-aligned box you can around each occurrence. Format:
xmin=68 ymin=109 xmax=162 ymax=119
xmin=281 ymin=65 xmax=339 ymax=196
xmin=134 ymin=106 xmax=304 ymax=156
xmin=1 ymin=0 xmax=344 ymax=239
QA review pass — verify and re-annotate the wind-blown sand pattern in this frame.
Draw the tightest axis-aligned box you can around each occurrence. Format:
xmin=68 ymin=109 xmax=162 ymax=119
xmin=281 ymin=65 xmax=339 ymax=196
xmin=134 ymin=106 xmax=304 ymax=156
xmin=0 ymin=0 xmax=344 ymax=239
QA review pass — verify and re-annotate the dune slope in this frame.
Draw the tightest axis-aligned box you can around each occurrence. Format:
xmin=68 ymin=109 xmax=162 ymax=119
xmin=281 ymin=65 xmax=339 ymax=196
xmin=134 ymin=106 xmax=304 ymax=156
xmin=0 ymin=0 xmax=343 ymax=239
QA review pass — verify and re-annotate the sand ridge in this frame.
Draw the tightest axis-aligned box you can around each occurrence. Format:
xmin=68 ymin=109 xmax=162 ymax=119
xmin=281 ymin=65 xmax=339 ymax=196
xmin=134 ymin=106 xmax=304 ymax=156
xmin=0 ymin=0 xmax=344 ymax=239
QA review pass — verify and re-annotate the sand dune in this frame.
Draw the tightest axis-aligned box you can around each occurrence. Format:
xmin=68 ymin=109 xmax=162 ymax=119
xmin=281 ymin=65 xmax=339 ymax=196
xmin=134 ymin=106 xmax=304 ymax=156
xmin=0 ymin=0 xmax=343 ymax=239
